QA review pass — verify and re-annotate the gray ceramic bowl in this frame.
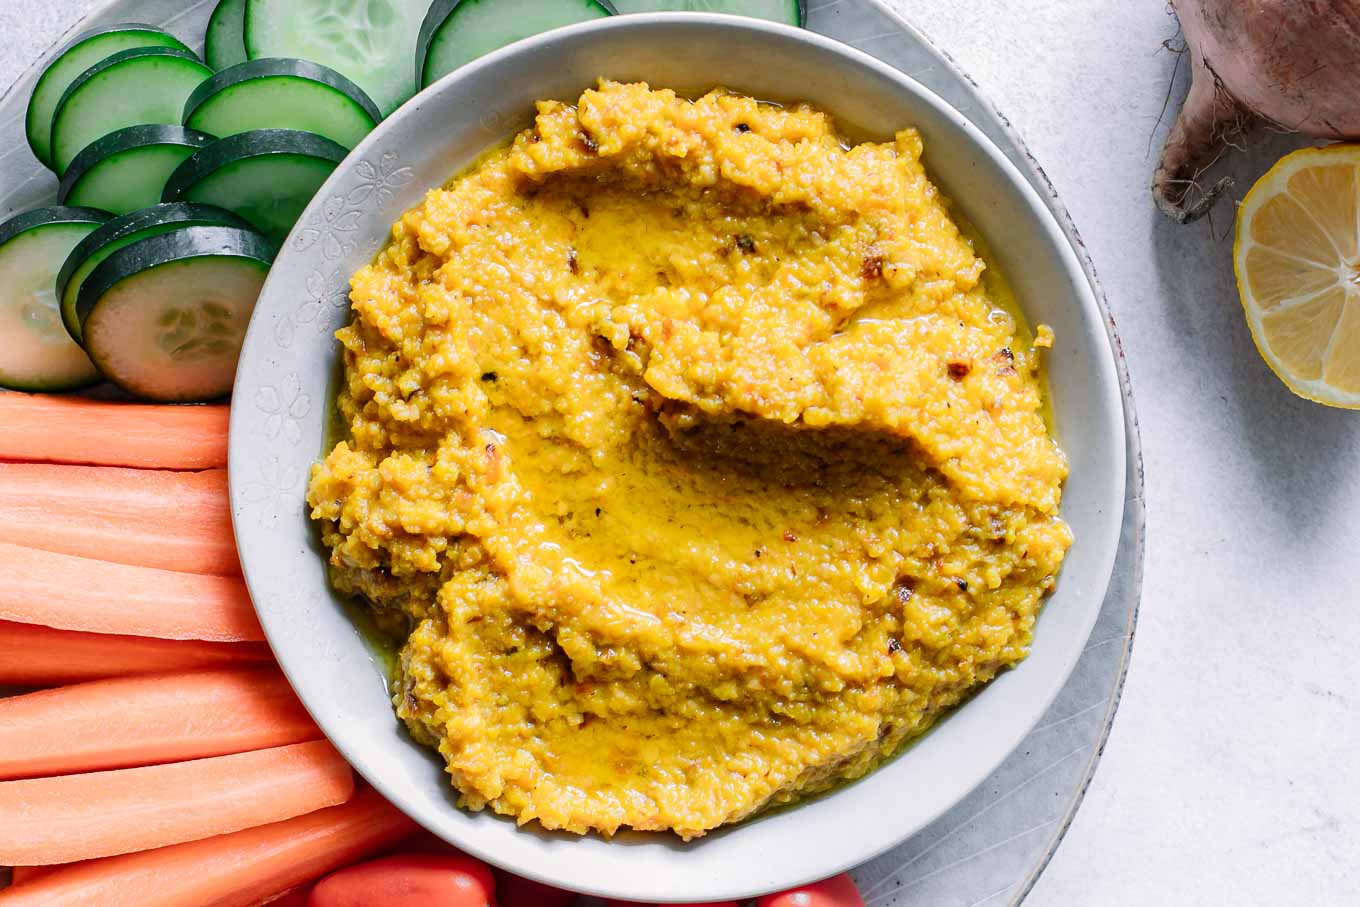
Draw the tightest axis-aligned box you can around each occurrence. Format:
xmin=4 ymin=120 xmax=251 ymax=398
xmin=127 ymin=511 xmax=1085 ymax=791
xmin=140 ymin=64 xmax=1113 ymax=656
xmin=229 ymin=14 xmax=1126 ymax=903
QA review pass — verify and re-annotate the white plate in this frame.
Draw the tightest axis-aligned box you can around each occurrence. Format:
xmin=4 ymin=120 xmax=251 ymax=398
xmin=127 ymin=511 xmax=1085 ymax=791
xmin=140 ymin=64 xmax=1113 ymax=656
xmin=226 ymin=14 xmax=1126 ymax=903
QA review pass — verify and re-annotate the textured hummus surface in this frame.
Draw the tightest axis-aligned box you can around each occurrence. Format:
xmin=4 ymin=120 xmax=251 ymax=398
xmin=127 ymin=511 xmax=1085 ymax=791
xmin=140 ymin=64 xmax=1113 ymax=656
xmin=308 ymin=81 xmax=1072 ymax=839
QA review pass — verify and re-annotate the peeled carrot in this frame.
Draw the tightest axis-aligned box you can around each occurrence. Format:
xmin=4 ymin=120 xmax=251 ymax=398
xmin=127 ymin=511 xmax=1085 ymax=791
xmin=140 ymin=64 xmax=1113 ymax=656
xmin=0 ymin=668 xmax=320 ymax=780
xmin=0 ymin=394 xmax=228 ymax=469
xmin=0 ymin=621 xmax=269 ymax=687
xmin=0 ymin=740 xmax=354 ymax=865
xmin=7 ymin=867 xmax=60 ymax=886
xmin=0 ymin=542 xmax=262 ymax=642
xmin=0 ymin=464 xmax=239 ymax=576
xmin=0 ymin=788 xmax=416 ymax=907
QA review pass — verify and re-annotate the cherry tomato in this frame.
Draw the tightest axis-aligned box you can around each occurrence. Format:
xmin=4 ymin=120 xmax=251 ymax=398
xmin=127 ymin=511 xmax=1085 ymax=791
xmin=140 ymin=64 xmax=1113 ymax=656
xmin=496 ymin=871 xmax=576 ymax=907
xmin=756 ymin=874 xmax=864 ymax=907
xmin=308 ymin=853 xmax=496 ymax=907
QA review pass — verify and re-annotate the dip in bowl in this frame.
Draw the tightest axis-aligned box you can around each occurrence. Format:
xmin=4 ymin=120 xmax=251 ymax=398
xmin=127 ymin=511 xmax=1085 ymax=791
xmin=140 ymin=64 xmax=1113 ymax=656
xmin=230 ymin=14 xmax=1125 ymax=902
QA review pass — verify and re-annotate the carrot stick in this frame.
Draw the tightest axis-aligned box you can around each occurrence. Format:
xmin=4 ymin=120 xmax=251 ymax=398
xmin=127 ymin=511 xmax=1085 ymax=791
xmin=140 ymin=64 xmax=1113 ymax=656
xmin=0 ymin=464 xmax=239 ymax=576
xmin=0 ymin=621 xmax=269 ymax=687
xmin=0 ymin=669 xmax=320 ymax=780
xmin=7 ymin=867 xmax=60 ymax=886
xmin=0 ymin=788 xmax=416 ymax=907
xmin=0 ymin=542 xmax=263 ymax=642
xmin=0 ymin=741 xmax=354 ymax=866
xmin=0 ymin=394 xmax=228 ymax=469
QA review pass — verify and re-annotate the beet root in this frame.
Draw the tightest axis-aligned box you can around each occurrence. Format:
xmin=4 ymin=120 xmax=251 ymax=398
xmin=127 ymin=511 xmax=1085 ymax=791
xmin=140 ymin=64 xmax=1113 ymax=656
xmin=1154 ymin=0 xmax=1360 ymax=224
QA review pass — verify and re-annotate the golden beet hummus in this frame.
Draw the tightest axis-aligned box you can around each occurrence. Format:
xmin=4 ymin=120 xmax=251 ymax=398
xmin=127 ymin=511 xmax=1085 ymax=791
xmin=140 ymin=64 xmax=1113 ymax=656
xmin=308 ymin=81 xmax=1072 ymax=840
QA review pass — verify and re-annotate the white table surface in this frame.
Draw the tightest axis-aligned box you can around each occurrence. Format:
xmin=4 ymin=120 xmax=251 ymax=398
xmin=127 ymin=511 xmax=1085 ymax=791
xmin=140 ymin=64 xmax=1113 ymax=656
xmin=4 ymin=1 xmax=1358 ymax=904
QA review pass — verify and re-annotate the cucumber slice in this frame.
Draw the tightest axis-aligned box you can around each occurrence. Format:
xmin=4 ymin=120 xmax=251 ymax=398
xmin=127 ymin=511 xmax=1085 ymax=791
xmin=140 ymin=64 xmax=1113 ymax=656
xmin=162 ymin=129 xmax=347 ymax=244
xmin=77 ymin=226 xmax=275 ymax=403
xmin=57 ymin=203 xmax=250 ymax=345
xmin=205 ymin=0 xmax=249 ymax=71
xmin=184 ymin=58 xmax=381 ymax=150
xmin=244 ymin=0 xmax=428 ymax=116
xmin=609 ymin=0 xmax=803 ymax=24
xmin=58 ymin=125 xmax=216 ymax=216
xmin=26 ymin=24 xmax=190 ymax=170
xmin=418 ymin=0 xmax=616 ymax=89
xmin=50 ymin=46 xmax=213 ymax=176
xmin=0 ymin=207 xmax=110 ymax=392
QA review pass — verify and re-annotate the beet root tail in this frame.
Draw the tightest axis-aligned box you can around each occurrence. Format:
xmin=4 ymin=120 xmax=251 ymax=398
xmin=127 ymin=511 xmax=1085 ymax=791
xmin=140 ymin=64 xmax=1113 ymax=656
xmin=1153 ymin=55 xmax=1254 ymax=224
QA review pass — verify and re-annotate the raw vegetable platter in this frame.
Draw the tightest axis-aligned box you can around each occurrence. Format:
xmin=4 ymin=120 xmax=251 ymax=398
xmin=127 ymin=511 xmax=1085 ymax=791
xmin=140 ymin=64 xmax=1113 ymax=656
xmin=0 ymin=0 xmax=1145 ymax=904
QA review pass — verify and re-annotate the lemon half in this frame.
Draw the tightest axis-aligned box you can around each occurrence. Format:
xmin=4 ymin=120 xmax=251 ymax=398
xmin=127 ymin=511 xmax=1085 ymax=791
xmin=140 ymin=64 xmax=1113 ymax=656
xmin=1235 ymin=145 xmax=1360 ymax=409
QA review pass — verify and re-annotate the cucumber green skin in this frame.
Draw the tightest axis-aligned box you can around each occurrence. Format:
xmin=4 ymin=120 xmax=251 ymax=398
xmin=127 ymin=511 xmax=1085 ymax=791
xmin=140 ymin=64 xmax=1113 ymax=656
xmin=56 ymin=202 xmax=250 ymax=343
xmin=58 ymin=125 xmax=217 ymax=214
xmin=0 ymin=206 xmax=111 ymax=250
xmin=205 ymin=0 xmax=249 ymax=71
xmin=0 ymin=208 xmax=111 ymax=393
xmin=77 ymin=225 xmax=277 ymax=329
xmin=609 ymin=0 xmax=804 ymax=23
xmin=183 ymin=58 xmax=382 ymax=148
xmin=50 ymin=46 xmax=212 ymax=176
xmin=25 ymin=23 xmax=190 ymax=170
xmin=76 ymin=226 xmax=275 ymax=402
xmin=243 ymin=0 xmax=430 ymax=117
xmin=417 ymin=0 xmax=617 ymax=89
xmin=162 ymin=129 xmax=347 ymax=243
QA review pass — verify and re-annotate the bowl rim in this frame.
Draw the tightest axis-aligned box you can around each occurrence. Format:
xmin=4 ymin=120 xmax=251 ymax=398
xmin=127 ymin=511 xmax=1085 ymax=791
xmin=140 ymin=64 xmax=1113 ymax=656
xmin=230 ymin=12 xmax=1127 ymax=901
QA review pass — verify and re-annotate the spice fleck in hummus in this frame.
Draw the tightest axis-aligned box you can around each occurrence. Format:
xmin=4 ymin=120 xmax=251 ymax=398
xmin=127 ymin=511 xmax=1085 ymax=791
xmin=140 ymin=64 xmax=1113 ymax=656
xmin=308 ymin=81 xmax=1072 ymax=839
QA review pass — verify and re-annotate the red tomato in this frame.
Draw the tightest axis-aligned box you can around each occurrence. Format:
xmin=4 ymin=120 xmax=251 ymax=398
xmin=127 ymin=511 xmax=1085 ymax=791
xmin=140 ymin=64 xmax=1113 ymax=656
xmin=496 ymin=871 xmax=576 ymax=907
xmin=756 ymin=874 xmax=865 ymax=907
xmin=308 ymin=853 xmax=496 ymax=907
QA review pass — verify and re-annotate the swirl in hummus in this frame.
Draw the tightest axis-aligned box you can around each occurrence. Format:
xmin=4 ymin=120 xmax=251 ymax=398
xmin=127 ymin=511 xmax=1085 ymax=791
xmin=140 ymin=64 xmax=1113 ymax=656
xmin=308 ymin=81 xmax=1072 ymax=840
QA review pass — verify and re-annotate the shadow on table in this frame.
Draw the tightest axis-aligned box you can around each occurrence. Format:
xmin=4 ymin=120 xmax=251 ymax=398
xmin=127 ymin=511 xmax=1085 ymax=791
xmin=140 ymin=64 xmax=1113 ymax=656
xmin=1149 ymin=132 xmax=1360 ymax=539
